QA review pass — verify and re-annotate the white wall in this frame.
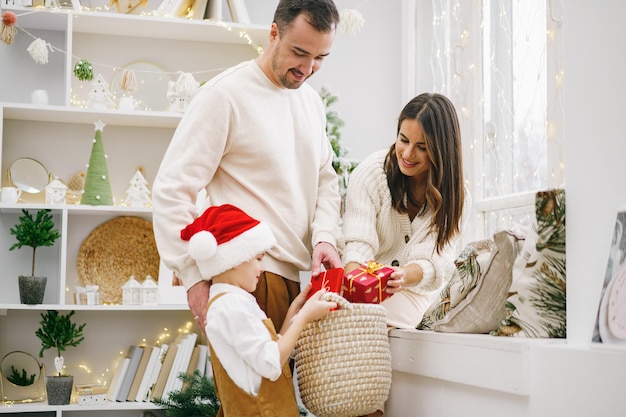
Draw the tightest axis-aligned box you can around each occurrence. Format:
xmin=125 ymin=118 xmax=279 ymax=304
xmin=564 ymin=0 xmax=626 ymax=345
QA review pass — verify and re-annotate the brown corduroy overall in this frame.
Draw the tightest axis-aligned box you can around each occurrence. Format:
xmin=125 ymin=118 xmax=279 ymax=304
xmin=207 ymin=293 xmax=300 ymax=417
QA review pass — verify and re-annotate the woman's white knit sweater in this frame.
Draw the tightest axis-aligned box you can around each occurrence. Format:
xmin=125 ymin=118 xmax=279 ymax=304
xmin=342 ymin=149 xmax=470 ymax=296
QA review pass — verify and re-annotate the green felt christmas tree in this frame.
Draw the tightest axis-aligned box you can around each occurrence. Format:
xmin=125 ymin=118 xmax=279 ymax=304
xmin=81 ymin=121 xmax=113 ymax=205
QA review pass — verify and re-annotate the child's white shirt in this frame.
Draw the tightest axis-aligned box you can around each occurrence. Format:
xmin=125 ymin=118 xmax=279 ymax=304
xmin=204 ymin=283 xmax=282 ymax=396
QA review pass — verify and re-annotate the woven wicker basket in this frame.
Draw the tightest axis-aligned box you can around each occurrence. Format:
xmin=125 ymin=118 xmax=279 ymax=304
xmin=76 ymin=216 xmax=160 ymax=304
xmin=294 ymin=292 xmax=391 ymax=417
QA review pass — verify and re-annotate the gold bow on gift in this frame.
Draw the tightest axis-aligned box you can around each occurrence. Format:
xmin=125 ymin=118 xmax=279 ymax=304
xmin=366 ymin=261 xmax=385 ymax=275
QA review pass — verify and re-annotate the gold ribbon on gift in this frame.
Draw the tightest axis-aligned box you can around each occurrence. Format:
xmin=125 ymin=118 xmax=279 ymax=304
xmin=366 ymin=261 xmax=384 ymax=274
xmin=348 ymin=261 xmax=386 ymax=302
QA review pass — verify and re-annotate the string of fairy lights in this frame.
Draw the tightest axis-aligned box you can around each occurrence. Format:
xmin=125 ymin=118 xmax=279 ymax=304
xmin=426 ymin=0 xmax=564 ymax=237
xmin=59 ymin=321 xmax=195 ymax=387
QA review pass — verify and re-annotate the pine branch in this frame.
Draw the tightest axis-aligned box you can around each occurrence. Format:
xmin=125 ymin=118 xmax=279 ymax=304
xmin=152 ymin=370 xmax=219 ymax=417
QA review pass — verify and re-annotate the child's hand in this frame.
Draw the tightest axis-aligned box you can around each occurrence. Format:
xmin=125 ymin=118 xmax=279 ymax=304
xmin=285 ymin=283 xmax=312 ymax=317
xmin=298 ymin=289 xmax=337 ymax=322
xmin=293 ymin=283 xmax=313 ymax=308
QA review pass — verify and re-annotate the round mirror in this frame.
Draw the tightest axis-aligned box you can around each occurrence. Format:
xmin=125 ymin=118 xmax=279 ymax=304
xmin=10 ymin=157 xmax=50 ymax=194
xmin=1 ymin=351 xmax=41 ymax=387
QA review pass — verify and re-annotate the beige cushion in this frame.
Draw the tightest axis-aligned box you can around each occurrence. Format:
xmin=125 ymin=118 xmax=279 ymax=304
xmin=417 ymin=239 xmax=494 ymax=330
xmin=434 ymin=229 xmax=524 ymax=333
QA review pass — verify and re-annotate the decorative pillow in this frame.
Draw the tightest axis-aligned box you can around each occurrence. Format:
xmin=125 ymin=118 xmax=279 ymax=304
xmin=433 ymin=228 xmax=525 ymax=333
xmin=417 ymin=239 xmax=495 ymax=330
xmin=491 ymin=188 xmax=566 ymax=338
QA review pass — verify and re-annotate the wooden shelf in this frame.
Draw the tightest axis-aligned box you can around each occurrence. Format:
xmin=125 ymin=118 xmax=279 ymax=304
xmin=1 ymin=104 xmax=182 ymax=128
xmin=3 ymin=6 xmax=269 ymax=47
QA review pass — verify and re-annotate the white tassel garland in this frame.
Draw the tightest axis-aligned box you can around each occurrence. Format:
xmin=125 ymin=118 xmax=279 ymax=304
xmin=338 ymin=9 xmax=365 ymax=36
xmin=175 ymin=72 xmax=199 ymax=98
xmin=1 ymin=11 xmax=17 ymax=45
xmin=120 ymin=69 xmax=138 ymax=92
xmin=27 ymin=38 xmax=53 ymax=64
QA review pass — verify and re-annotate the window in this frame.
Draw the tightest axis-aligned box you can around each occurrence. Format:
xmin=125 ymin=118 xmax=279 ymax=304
xmin=405 ymin=0 xmax=564 ymax=242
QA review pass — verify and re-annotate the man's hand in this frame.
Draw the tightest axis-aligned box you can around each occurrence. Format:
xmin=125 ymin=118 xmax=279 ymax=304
xmin=311 ymin=241 xmax=342 ymax=277
xmin=188 ymin=280 xmax=211 ymax=332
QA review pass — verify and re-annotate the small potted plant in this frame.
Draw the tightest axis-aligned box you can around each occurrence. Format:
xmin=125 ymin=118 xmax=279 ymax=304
xmin=9 ymin=209 xmax=61 ymax=304
xmin=35 ymin=310 xmax=86 ymax=405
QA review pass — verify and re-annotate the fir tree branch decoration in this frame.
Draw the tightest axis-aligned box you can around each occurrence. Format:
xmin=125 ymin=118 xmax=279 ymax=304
xmin=319 ymin=86 xmax=358 ymax=200
xmin=153 ymin=369 xmax=310 ymax=416
xmin=152 ymin=370 xmax=220 ymax=417
xmin=9 ymin=209 xmax=61 ymax=277
xmin=74 ymin=58 xmax=94 ymax=81
xmin=7 ymin=365 xmax=36 ymax=386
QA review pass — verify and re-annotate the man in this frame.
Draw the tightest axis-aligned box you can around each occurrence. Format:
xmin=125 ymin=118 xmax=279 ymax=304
xmin=152 ymin=0 xmax=343 ymax=332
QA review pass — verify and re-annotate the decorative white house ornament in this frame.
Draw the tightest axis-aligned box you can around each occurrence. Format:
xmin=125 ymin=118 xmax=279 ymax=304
xmin=87 ymin=74 xmax=116 ymax=109
xmin=140 ymin=275 xmax=158 ymax=305
xmin=123 ymin=169 xmax=152 ymax=207
xmin=122 ymin=275 xmax=141 ymax=305
xmin=166 ymin=81 xmax=186 ymax=113
xmin=45 ymin=177 xmax=68 ymax=204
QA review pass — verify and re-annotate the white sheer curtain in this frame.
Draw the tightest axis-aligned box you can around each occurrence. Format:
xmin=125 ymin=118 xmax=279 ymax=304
xmin=406 ymin=0 xmax=564 ymax=241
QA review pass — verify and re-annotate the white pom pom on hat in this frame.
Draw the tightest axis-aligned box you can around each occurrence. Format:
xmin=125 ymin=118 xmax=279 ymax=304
xmin=180 ymin=204 xmax=276 ymax=279
xmin=188 ymin=230 xmax=217 ymax=261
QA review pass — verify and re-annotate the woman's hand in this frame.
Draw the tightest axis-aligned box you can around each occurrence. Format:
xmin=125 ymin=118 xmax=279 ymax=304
xmin=387 ymin=267 xmax=406 ymax=294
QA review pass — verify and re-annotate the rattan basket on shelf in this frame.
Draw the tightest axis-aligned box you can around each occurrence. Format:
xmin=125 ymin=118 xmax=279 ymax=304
xmin=76 ymin=216 xmax=160 ymax=304
xmin=294 ymin=292 xmax=392 ymax=417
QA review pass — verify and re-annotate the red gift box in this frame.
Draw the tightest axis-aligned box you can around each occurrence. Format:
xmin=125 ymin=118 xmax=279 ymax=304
xmin=307 ymin=267 xmax=344 ymax=300
xmin=343 ymin=261 xmax=394 ymax=304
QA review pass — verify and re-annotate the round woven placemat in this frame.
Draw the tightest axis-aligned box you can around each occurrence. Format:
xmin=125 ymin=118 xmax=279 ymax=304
xmin=77 ymin=216 xmax=160 ymax=304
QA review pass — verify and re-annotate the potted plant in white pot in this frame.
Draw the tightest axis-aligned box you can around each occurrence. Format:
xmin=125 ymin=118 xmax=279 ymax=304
xmin=35 ymin=310 xmax=86 ymax=405
xmin=9 ymin=209 xmax=61 ymax=304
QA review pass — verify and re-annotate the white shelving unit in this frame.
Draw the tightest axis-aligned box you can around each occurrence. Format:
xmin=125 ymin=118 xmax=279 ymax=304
xmin=0 ymin=6 xmax=268 ymax=414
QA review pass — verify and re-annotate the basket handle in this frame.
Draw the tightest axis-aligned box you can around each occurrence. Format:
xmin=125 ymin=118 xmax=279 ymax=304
xmin=321 ymin=291 xmax=352 ymax=310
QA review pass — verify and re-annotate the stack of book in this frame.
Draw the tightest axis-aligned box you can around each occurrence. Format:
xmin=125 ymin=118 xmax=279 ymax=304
xmin=106 ymin=332 xmax=211 ymax=403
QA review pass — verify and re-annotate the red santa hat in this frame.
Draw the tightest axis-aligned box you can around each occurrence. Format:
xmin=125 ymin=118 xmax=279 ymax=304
xmin=180 ymin=204 xmax=276 ymax=279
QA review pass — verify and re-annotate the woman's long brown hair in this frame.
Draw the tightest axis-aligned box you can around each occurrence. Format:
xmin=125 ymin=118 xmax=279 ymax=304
xmin=384 ymin=93 xmax=465 ymax=254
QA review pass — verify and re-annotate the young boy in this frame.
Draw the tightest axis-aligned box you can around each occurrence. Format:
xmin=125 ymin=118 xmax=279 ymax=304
xmin=180 ymin=204 xmax=337 ymax=416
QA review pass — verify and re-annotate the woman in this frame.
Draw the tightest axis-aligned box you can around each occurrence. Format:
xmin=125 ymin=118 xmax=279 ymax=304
xmin=342 ymin=92 xmax=471 ymax=329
